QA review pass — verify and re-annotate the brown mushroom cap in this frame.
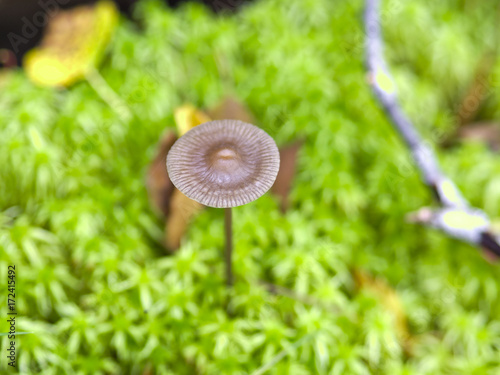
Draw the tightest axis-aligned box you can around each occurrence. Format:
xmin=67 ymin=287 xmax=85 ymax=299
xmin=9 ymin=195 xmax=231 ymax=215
xmin=166 ymin=119 xmax=280 ymax=208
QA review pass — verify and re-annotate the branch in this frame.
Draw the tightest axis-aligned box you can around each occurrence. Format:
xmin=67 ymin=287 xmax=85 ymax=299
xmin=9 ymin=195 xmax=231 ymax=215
xmin=364 ymin=0 xmax=466 ymax=208
xmin=364 ymin=0 xmax=500 ymax=257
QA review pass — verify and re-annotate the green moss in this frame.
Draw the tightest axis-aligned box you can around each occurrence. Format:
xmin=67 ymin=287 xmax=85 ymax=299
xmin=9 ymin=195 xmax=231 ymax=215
xmin=1 ymin=0 xmax=500 ymax=373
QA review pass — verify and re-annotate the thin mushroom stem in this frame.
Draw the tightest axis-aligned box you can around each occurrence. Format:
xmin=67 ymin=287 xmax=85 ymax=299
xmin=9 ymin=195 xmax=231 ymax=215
xmin=224 ymin=207 xmax=233 ymax=287
xmin=166 ymin=120 xmax=280 ymax=288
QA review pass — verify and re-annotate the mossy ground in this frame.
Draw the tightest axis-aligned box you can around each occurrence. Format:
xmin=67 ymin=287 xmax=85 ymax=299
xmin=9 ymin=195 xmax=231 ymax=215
xmin=2 ymin=0 xmax=500 ymax=373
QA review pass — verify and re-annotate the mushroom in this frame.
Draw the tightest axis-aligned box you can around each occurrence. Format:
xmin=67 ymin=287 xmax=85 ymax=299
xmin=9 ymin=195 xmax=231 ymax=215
xmin=167 ymin=119 xmax=280 ymax=286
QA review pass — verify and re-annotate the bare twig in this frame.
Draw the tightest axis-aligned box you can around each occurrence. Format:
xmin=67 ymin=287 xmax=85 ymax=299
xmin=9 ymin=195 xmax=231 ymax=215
xmin=364 ymin=0 xmax=500 ymax=257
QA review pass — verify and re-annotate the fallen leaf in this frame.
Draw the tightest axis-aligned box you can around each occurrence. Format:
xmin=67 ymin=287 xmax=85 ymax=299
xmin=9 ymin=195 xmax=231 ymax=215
xmin=456 ymin=52 xmax=497 ymax=126
xmin=146 ymin=131 xmax=177 ymax=217
xmin=458 ymin=122 xmax=500 ymax=151
xmin=23 ymin=1 xmax=118 ymax=87
xmin=162 ymin=104 xmax=211 ymax=251
xmin=354 ymin=269 xmax=409 ymax=341
xmin=165 ymin=191 xmax=204 ymax=251
xmin=271 ymin=140 xmax=303 ymax=213
xmin=211 ymin=97 xmax=302 ymax=213
xmin=208 ymin=96 xmax=255 ymax=123
xmin=148 ymin=98 xmax=302 ymax=251
xmin=174 ymin=104 xmax=211 ymax=136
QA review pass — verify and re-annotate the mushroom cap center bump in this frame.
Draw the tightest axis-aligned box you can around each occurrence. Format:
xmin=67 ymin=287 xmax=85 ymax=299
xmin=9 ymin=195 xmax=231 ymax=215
xmin=166 ymin=120 xmax=280 ymax=208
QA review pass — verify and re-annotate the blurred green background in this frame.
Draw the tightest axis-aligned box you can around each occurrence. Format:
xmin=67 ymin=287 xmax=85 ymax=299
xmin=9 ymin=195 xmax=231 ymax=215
xmin=2 ymin=0 xmax=500 ymax=373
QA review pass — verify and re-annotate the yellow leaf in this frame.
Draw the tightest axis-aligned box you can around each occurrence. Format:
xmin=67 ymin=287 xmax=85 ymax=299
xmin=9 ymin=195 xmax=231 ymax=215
xmin=174 ymin=104 xmax=211 ymax=136
xmin=23 ymin=1 xmax=118 ymax=87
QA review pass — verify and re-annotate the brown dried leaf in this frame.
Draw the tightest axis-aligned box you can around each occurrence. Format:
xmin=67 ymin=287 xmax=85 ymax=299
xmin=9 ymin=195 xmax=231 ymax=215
xmin=162 ymin=98 xmax=254 ymax=250
xmin=162 ymin=104 xmax=212 ymax=251
xmin=458 ymin=122 xmax=500 ymax=151
xmin=456 ymin=52 xmax=497 ymax=126
xmin=354 ymin=269 xmax=409 ymax=341
xmin=165 ymin=190 xmax=204 ymax=251
xmin=210 ymin=96 xmax=302 ymax=213
xmin=147 ymin=104 xmax=211 ymax=218
xmin=146 ymin=131 xmax=177 ymax=217
xmin=208 ymin=96 xmax=255 ymax=123
xmin=151 ymin=98 xmax=302 ymax=251
xmin=271 ymin=140 xmax=303 ymax=213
